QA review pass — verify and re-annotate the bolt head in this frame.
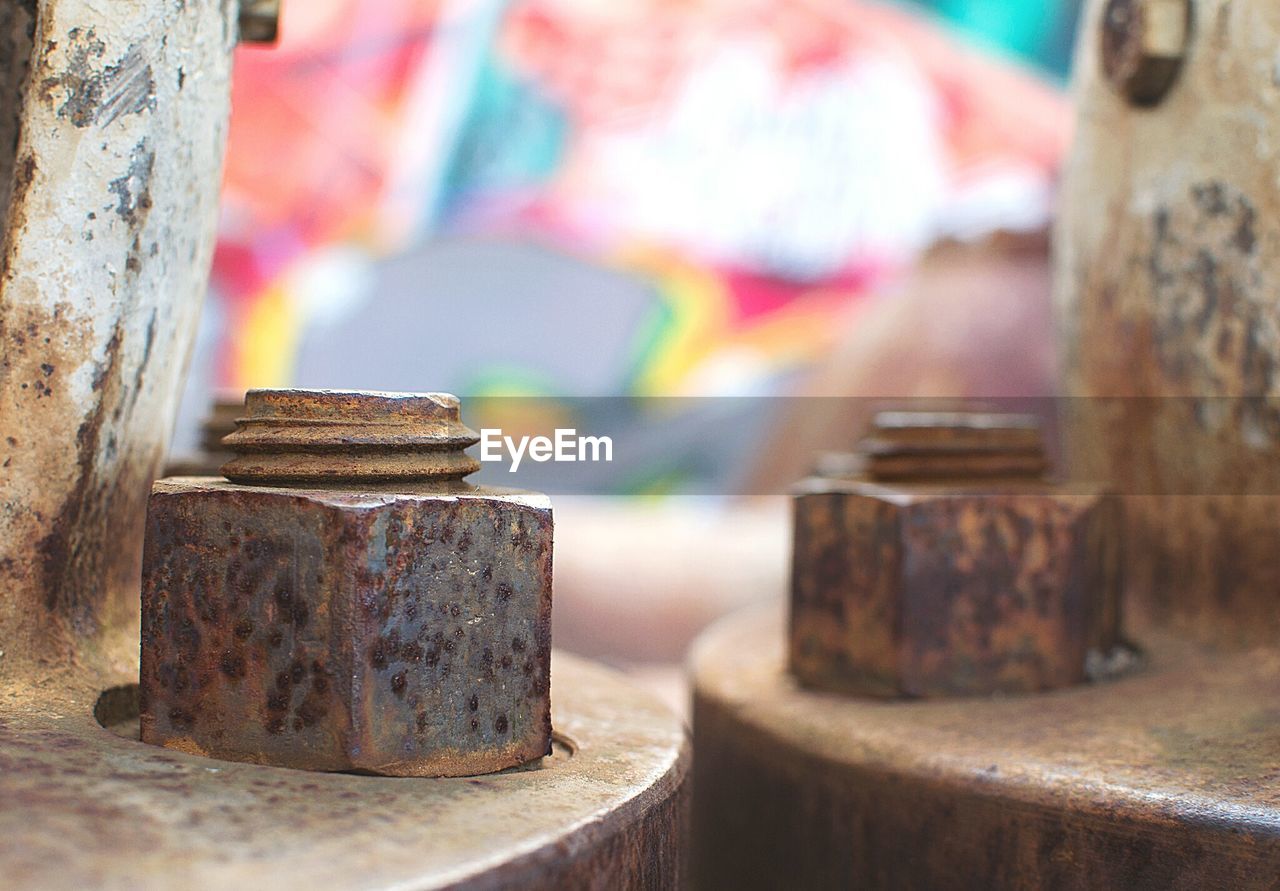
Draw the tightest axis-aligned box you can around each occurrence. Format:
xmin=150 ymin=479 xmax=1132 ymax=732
xmin=1101 ymin=0 xmax=1191 ymax=106
xmin=789 ymin=478 xmax=1123 ymax=697
xmin=140 ymin=479 xmax=553 ymax=775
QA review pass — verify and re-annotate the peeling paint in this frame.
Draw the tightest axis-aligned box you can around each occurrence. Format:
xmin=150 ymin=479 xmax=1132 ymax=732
xmin=0 ymin=0 xmax=238 ymax=673
xmin=106 ymin=141 xmax=155 ymax=226
xmin=40 ymin=31 xmax=155 ymax=130
xmin=1057 ymin=0 xmax=1280 ymax=646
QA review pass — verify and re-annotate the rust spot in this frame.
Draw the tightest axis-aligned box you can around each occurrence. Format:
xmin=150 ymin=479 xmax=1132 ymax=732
xmin=790 ymin=412 xmax=1129 ymax=698
xmin=36 ymin=321 xmax=124 ymax=618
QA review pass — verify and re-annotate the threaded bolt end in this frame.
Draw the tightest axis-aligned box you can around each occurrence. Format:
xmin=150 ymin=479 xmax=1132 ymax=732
xmin=220 ymin=389 xmax=482 ymax=485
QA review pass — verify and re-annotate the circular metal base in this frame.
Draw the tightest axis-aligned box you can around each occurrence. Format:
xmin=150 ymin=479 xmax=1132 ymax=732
xmin=0 ymin=652 xmax=687 ymax=889
xmin=691 ymin=605 xmax=1280 ymax=889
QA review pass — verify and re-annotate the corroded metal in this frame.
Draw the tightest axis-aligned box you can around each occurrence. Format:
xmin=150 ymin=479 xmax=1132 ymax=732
xmin=789 ymin=412 xmax=1126 ymax=698
xmin=141 ymin=390 xmax=552 ymax=776
xmin=220 ymin=389 xmax=483 ymax=483
xmin=855 ymin=410 xmax=1049 ymax=481
xmin=693 ymin=2 xmax=1280 ymax=885
xmin=0 ymin=0 xmax=237 ymax=676
xmin=0 ymin=6 xmax=686 ymax=887
xmin=1056 ymin=0 xmax=1280 ymax=646
xmin=1 ymin=652 xmax=689 ymax=889
xmin=1099 ymin=0 xmax=1191 ymax=106
xmin=694 ymin=607 xmax=1280 ymax=890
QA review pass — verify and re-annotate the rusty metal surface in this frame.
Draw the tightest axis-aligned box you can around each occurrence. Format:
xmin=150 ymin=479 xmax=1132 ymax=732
xmin=1056 ymin=0 xmax=1280 ymax=646
xmin=143 ymin=390 xmax=551 ymax=776
xmin=0 ymin=652 xmax=689 ymax=890
xmin=0 ymin=9 xmax=686 ymax=888
xmin=221 ymin=389 xmax=483 ymax=483
xmin=694 ymin=605 xmax=1280 ymax=889
xmin=789 ymin=413 xmax=1125 ymax=697
xmin=856 ymin=411 xmax=1048 ymax=481
xmin=0 ymin=0 xmax=236 ymax=677
xmin=1099 ymin=0 xmax=1190 ymax=106
xmin=141 ymin=478 xmax=554 ymax=776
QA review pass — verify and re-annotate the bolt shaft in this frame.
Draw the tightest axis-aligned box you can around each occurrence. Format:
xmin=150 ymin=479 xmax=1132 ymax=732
xmin=220 ymin=389 xmax=482 ymax=485
xmin=858 ymin=411 xmax=1049 ymax=482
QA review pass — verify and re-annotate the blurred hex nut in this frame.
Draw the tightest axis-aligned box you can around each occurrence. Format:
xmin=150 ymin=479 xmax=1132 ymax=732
xmin=238 ymin=0 xmax=281 ymax=44
xmin=163 ymin=393 xmax=244 ymax=477
xmin=1100 ymin=0 xmax=1191 ymax=106
xmin=140 ymin=390 xmax=553 ymax=776
xmin=789 ymin=412 xmax=1126 ymax=698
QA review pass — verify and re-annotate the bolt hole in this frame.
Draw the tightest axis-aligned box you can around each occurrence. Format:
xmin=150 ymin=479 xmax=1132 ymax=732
xmin=93 ymin=684 xmax=141 ymax=740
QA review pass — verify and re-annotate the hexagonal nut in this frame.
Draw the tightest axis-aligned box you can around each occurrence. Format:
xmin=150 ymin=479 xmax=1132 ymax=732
xmin=789 ymin=478 xmax=1123 ymax=698
xmin=140 ymin=479 xmax=552 ymax=776
xmin=1100 ymin=0 xmax=1190 ymax=106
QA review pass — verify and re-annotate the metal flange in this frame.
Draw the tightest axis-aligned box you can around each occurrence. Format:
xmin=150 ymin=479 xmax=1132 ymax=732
xmin=692 ymin=606 xmax=1280 ymax=888
xmin=0 ymin=653 xmax=688 ymax=888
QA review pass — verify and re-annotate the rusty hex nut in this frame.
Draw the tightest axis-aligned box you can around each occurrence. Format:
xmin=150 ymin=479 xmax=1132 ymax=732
xmin=1100 ymin=0 xmax=1191 ymax=107
xmin=140 ymin=391 xmax=553 ymax=776
xmin=789 ymin=412 xmax=1126 ymax=698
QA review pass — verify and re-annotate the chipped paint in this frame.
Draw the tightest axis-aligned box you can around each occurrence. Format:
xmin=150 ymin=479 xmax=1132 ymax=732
xmin=1057 ymin=0 xmax=1280 ymax=645
xmin=106 ymin=140 xmax=154 ymax=225
xmin=0 ymin=0 xmax=236 ymax=675
xmin=39 ymin=30 xmax=156 ymax=129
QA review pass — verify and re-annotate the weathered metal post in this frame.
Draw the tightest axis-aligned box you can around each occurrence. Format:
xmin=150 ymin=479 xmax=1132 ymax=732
xmin=1058 ymin=0 xmax=1280 ymax=646
xmin=0 ymin=0 xmax=237 ymax=676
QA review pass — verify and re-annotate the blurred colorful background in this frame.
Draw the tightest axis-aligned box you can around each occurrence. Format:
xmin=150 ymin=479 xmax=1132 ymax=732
xmin=177 ymin=0 xmax=1076 ymax=458
xmin=171 ymin=0 xmax=1083 ymax=690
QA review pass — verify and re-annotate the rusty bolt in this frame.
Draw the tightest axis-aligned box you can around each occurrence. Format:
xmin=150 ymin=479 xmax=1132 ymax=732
xmin=789 ymin=411 xmax=1129 ymax=698
xmin=163 ymin=393 xmax=244 ymax=477
xmin=1100 ymin=0 xmax=1191 ymax=107
xmin=140 ymin=390 xmax=553 ymax=776
xmin=239 ymin=0 xmax=281 ymax=45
